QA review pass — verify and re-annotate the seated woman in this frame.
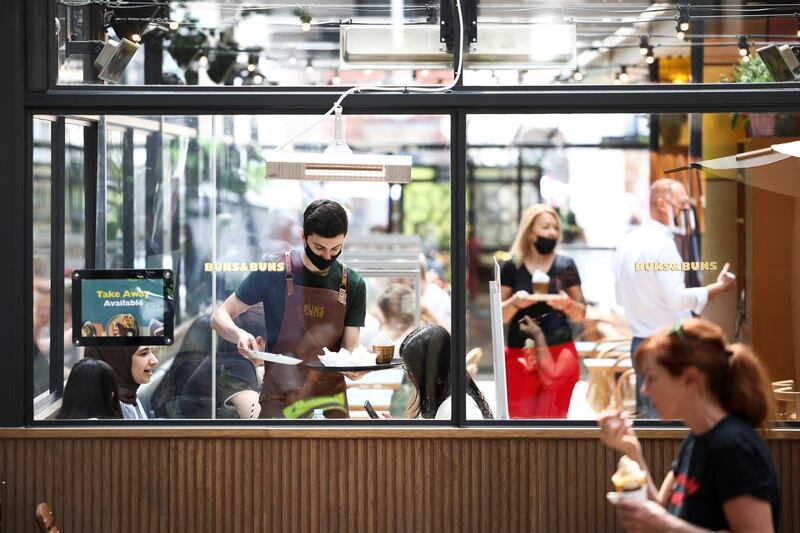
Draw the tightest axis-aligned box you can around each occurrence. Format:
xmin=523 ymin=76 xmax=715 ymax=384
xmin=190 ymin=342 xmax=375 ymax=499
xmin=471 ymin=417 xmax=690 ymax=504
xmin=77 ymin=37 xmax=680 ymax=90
xmin=399 ymin=324 xmax=493 ymax=420
xmin=56 ymin=358 xmax=122 ymax=419
xmin=598 ymin=318 xmax=780 ymax=532
xmin=85 ymin=346 xmax=159 ymax=420
xmin=179 ymin=305 xmax=265 ymax=419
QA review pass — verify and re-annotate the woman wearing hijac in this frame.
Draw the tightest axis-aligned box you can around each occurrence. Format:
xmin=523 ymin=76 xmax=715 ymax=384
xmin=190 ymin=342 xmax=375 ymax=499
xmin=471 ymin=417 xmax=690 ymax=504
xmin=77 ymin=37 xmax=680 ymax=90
xmin=501 ymin=204 xmax=585 ymax=418
xmin=86 ymin=345 xmax=159 ymax=419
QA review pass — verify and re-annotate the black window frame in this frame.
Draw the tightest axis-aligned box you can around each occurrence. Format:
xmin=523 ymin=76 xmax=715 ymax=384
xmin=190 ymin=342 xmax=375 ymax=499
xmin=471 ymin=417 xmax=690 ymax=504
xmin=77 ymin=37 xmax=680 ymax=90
xmin=3 ymin=0 xmax=799 ymax=427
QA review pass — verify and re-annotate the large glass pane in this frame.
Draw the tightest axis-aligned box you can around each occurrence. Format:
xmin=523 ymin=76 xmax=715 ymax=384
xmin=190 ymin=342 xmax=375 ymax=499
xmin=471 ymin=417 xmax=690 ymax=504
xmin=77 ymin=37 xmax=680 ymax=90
xmin=467 ymin=112 xmax=800 ymax=421
xmin=34 ymin=113 xmax=452 ymax=423
xmin=33 ymin=119 xmax=52 ymax=401
xmin=56 ymin=1 xmax=453 ymax=87
xmin=467 ymin=2 xmax=800 ymax=86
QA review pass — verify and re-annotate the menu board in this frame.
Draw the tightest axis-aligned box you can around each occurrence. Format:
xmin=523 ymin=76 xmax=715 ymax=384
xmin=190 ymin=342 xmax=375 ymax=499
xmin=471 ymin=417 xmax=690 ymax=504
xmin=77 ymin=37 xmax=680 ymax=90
xmin=72 ymin=269 xmax=175 ymax=346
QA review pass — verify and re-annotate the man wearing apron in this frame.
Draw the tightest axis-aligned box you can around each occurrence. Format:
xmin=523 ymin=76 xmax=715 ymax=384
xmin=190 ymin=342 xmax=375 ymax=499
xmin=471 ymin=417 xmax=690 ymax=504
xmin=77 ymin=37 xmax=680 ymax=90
xmin=211 ymin=200 xmax=366 ymax=418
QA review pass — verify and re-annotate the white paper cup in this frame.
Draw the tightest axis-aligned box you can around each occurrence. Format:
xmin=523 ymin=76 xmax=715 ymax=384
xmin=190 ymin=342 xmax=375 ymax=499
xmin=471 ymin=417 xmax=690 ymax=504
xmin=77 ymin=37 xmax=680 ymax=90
xmin=606 ymin=485 xmax=647 ymax=505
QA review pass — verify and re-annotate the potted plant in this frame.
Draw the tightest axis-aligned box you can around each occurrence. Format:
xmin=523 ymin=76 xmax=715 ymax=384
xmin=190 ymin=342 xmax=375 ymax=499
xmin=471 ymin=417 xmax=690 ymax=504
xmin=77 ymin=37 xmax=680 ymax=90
xmin=730 ymin=55 xmax=798 ymax=136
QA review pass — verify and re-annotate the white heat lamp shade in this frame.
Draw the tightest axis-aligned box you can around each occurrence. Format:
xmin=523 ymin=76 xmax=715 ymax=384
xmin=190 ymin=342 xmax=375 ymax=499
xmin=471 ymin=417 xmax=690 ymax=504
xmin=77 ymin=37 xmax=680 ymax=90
xmin=265 ymin=152 xmax=412 ymax=183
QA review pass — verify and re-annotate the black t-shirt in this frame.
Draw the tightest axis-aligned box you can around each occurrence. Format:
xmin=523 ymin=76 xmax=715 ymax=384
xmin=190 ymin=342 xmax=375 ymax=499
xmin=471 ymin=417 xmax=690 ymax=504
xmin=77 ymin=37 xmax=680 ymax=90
xmin=668 ymin=416 xmax=780 ymax=531
xmin=235 ymin=251 xmax=367 ymax=352
xmin=500 ymin=255 xmax=581 ymax=348
xmin=178 ymin=352 xmax=259 ymax=419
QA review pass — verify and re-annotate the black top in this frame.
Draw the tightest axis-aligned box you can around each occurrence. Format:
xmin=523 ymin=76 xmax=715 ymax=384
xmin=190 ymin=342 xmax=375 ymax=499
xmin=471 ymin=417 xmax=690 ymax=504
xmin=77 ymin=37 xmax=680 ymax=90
xmin=235 ymin=251 xmax=367 ymax=352
xmin=500 ymin=255 xmax=581 ymax=347
xmin=668 ymin=416 xmax=780 ymax=531
xmin=178 ymin=352 xmax=259 ymax=419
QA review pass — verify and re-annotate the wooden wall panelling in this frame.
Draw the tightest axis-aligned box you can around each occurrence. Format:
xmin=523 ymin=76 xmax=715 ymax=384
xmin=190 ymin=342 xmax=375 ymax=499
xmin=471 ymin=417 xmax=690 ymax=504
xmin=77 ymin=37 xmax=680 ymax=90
xmin=0 ymin=429 xmax=797 ymax=533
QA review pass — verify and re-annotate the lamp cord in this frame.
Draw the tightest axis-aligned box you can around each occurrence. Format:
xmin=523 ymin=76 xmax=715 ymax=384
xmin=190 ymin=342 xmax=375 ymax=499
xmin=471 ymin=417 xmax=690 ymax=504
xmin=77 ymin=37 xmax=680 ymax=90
xmin=273 ymin=0 xmax=464 ymax=153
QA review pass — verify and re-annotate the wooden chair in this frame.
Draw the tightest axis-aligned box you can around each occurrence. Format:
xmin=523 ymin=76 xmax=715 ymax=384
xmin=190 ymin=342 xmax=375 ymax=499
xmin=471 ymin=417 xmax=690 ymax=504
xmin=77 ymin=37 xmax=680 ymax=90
xmin=587 ymin=339 xmax=631 ymax=359
xmin=466 ymin=347 xmax=483 ymax=378
xmin=35 ymin=502 xmax=59 ymax=533
xmin=774 ymin=386 xmax=799 ymax=421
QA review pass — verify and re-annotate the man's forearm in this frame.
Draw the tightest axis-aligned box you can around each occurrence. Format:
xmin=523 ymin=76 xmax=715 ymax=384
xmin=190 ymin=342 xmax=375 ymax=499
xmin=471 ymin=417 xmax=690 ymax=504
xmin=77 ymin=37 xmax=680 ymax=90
xmin=211 ymin=309 xmax=241 ymax=344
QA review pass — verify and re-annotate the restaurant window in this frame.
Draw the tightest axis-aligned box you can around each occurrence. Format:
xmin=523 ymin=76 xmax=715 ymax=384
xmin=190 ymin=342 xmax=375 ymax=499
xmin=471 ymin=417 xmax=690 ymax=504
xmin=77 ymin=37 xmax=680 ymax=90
xmin=32 ymin=113 xmax=452 ymax=422
xmin=466 ymin=111 xmax=800 ymax=422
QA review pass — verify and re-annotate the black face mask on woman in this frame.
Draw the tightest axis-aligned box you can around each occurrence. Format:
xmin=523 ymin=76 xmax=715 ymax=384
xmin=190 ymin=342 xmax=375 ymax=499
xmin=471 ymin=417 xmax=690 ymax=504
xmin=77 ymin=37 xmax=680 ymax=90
xmin=533 ymin=236 xmax=557 ymax=255
xmin=304 ymin=240 xmax=341 ymax=270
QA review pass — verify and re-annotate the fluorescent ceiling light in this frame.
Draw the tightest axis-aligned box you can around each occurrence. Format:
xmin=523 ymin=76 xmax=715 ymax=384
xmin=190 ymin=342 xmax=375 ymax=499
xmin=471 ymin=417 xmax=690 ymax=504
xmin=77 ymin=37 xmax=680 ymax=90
xmin=265 ymin=152 xmax=412 ymax=183
xmin=465 ymin=24 xmax=577 ymax=69
xmin=340 ymin=23 xmax=577 ymax=70
xmin=265 ymin=106 xmax=412 ymax=183
xmin=340 ymin=25 xmax=451 ymax=70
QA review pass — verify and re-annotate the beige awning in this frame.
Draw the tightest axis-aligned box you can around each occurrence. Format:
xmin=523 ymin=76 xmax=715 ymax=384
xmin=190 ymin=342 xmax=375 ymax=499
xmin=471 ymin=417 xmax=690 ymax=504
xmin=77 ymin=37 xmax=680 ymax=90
xmin=666 ymin=140 xmax=800 ymax=197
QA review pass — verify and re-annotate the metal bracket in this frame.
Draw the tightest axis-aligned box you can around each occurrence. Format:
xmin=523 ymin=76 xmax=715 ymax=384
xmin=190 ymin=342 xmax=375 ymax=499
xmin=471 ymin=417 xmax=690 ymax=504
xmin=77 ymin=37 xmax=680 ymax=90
xmin=65 ymin=40 xmax=105 ymax=58
xmin=440 ymin=0 xmax=453 ymax=51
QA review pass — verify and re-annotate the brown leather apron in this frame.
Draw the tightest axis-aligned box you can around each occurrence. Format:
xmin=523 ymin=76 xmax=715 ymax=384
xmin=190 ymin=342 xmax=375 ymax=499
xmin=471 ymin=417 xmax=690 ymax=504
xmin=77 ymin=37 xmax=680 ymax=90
xmin=258 ymin=252 xmax=349 ymax=419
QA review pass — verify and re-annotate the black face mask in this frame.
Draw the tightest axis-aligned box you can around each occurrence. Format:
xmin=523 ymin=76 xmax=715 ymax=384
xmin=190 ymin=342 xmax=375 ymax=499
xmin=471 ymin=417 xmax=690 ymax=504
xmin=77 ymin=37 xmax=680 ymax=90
xmin=533 ymin=236 xmax=557 ymax=255
xmin=304 ymin=240 xmax=341 ymax=271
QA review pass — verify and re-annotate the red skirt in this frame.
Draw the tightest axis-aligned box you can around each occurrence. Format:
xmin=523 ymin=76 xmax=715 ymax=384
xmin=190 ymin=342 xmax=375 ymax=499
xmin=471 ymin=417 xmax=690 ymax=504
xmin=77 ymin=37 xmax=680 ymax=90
xmin=504 ymin=341 xmax=579 ymax=419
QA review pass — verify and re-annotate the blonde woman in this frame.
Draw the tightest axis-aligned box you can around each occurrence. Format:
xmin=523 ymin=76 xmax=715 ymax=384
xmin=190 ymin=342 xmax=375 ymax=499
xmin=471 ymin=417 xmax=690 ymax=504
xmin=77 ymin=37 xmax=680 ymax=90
xmin=501 ymin=204 xmax=586 ymax=418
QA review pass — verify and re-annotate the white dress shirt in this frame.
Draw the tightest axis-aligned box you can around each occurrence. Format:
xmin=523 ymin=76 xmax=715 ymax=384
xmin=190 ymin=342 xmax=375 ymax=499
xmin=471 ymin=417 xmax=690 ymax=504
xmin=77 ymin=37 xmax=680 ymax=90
xmin=614 ymin=219 xmax=708 ymax=338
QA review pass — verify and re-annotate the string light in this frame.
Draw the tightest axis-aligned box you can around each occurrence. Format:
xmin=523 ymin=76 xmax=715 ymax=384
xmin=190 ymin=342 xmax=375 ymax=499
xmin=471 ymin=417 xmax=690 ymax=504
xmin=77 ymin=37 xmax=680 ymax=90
xmin=300 ymin=12 xmax=312 ymax=32
xmin=247 ymin=63 xmax=256 ymax=72
xmin=639 ymin=35 xmax=649 ymax=56
xmin=288 ymin=56 xmax=297 ymax=66
xmin=675 ymin=22 xmax=685 ymax=40
xmin=168 ymin=21 xmax=179 ymax=31
xmin=331 ymin=75 xmax=341 ymax=85
xmin=253 ymin=74 xmax=264 ymax=84
xmin=677 ymin=4 xmax=690 ymax=32
xmin=645 ymin=45 xmax=655 ymax=64
xmin=306 ymin=58 xmax=315 ymax=75
xmin=573 ymin=68 xmax=583 ymax=81
xmin=738 ymin=35 xmax=749 ymax=58
xmin=619 ymin=65 xmax=629 ymax=83
xmin=131 ymin=33 xmax=141 ymax=43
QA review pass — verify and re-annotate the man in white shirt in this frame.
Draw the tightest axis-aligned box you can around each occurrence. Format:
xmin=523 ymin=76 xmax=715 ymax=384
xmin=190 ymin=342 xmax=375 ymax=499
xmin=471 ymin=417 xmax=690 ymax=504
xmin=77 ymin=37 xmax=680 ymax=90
xmin=614 ymin=178 xmax=736 ymax=417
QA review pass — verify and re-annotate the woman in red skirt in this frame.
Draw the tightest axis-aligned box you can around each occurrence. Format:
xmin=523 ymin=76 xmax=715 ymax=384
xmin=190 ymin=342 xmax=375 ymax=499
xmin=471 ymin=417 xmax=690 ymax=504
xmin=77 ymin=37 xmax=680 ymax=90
xmin=500 ymin=204 xmax=585 ymax=418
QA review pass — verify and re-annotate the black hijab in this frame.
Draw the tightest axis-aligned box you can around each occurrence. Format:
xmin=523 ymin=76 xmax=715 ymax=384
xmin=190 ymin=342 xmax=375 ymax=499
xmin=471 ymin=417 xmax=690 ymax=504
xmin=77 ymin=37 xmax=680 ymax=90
xmin=85 ymin=346 xmax=140 ymax=404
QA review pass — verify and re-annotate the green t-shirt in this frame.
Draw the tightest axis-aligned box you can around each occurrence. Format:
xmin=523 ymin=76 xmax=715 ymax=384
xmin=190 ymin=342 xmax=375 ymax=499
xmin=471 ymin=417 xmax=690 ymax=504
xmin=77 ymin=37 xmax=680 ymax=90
xmin=235 ymin=251 xmax=366 ymax=352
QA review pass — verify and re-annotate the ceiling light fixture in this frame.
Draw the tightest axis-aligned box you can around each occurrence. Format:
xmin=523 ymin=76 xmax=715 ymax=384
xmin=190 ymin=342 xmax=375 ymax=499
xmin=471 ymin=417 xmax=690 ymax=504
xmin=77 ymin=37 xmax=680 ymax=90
xmin=265 ymin=106 xmax=412 ymax=183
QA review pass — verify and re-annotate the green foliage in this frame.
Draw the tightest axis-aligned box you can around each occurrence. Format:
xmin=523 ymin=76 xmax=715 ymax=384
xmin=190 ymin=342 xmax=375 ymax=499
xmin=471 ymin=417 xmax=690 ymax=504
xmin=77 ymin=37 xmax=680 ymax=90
xmin=732 ymin=55 xmax=774 ymax=83
xmin=731 ymin=55 xmax=774 ymax=129
xmin=402 ymin=182 xmax=451 ymax=248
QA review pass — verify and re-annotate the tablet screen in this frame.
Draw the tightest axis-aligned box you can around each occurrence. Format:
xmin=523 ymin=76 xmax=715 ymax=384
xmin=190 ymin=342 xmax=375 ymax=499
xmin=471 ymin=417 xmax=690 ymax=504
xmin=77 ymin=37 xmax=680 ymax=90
xmin=72 ymin=269 xmax=174 ymax=346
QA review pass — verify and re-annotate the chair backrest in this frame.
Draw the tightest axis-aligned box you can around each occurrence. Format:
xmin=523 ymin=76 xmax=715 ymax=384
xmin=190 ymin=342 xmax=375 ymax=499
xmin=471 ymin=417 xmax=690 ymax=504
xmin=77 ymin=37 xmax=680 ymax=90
xmin=613 ymin=368 xmax=637 ymax=413
xmin=35 ymin=502 xmax=56 ymax=533
xmin=772 ymin=379 xmax=795 ymax=391
xmin=594 ymin=341 xmax=631 ymax=359
xmin=465 ymin=347 xmax=483 ymax=378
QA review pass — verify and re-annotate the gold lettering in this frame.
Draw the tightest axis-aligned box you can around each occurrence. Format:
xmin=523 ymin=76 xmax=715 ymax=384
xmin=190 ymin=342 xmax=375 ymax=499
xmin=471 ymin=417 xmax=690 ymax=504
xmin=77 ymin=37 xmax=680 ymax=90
xmin=701 ymin=262 xmax=710 ymax=271
xmin=710 ymin=261 xmax=718 ymax=271
xmin=682 ymin=262 xmax=690 ymax=271
xmin=222 ymin=263 xmax=231 ymax=272
xmin=204 ymin=263 xmax=213 ymax=272
xmin=635 ymin=262 xmax=643 ymax=271
xmin=267 ymin=262 xmax=277 ymax=272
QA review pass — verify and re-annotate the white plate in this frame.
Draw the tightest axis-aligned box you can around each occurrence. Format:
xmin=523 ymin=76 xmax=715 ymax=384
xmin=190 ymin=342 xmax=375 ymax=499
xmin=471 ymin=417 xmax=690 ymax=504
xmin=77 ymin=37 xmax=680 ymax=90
xmin=518 ymin=293 xmax=560 ymax=302
xmin=246 ymin=350 xmax=303 ymax=365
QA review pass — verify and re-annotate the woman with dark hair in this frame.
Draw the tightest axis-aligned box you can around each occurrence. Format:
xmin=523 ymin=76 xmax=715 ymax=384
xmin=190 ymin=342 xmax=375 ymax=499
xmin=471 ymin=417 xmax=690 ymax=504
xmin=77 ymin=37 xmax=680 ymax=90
xmin=57 ymin=359 xmax=122 ymax=419
xmin=85 ymin=346 xmax=158 ymax=420
xmin=399 ymin=324 xmax=493 ymax=420
xmin=598 ymin=318 xmax=780 ymax=532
